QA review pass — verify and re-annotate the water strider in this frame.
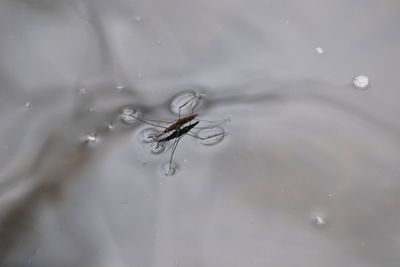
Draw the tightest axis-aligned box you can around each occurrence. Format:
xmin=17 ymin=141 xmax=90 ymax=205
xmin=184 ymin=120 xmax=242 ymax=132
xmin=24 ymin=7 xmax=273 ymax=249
xmin=125 ymin=92 xmax=227 ymax=175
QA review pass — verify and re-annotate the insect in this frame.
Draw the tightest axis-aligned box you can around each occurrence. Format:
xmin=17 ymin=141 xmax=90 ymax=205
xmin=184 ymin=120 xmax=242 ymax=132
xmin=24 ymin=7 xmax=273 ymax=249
xmin=122 ymin=92 xmax=227 ymax=175
xmin=161 ymin=114 xmax=199 ymax=136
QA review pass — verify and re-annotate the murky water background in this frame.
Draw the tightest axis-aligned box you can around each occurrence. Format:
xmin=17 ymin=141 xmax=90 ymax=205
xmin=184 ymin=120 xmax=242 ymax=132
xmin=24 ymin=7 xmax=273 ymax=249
xmin=1 ymin=0 xmax=400 ymax=266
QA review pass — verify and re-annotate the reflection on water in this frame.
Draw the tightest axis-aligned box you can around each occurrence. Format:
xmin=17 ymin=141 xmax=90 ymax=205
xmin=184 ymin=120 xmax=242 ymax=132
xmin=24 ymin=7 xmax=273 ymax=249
xmin=1 ymin=0 xmax=400 ymax=266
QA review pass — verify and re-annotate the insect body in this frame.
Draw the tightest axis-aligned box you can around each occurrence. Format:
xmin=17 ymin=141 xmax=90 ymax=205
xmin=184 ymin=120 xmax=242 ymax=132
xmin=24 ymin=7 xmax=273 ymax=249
xmin=158 ymin=121 xmax=199 ymax=143
xmin=162 ymin=114 xmax=198 ymax=135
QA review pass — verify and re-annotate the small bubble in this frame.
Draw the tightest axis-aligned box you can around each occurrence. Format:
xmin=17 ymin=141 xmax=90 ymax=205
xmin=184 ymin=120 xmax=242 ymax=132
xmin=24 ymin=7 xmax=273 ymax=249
xmin=116 ymin=84 xmax=125 ymax=90
xmin=198 ymin=127 xmax=226 ymax=145
xmin=312 ymin=215 xmax=326 ymax=227
xmin=170 ymin=91 xmax=204 ymax=116
xmin=156 ymin=40 xmax=162 ymax=45
xmin=163 ymin=162 xmax=177 ymax=176
xmin=120 ymin=106 xmax=142 ymax=125
xmin=25 ymin=102 xmax=31 ymax=109
xmin=315 ymin=47 xmax=324 ymax=54
xmin=328 ymin=193 xmax=333 ymax=198
xmin=137 ymin=73 xmax=143 ymax=78
xmin=150 ymin=142 xmax=165 ymax=154
xmin=89 ymin=107 xmax=94 ymax=112
xmin=352 ymin=75 xmax=369 ymax=89
xmin=135 ymin=16 xmax=141 ymax=22
xmin=84 ymin=133 xmax=97 ymax=143
xmin=78 ymin=88 xmax=87 ymax=95
xmin=107 ymin=124 xmax=114 ymax=130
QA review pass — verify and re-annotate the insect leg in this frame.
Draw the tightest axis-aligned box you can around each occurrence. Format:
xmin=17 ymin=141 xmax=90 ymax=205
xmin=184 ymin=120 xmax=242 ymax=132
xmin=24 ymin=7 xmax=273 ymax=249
xmin=123 ymin=113 xmax=168 ymax=130
xmin=186 ymin=131 xmax=226 ymax=141
xmin=189 ymin=118 xmax=229 ymax=130
xmin=177 ymin=93 xmax=200 ymax=119
xmin=167 ymin=135 xmax=182 ymax=175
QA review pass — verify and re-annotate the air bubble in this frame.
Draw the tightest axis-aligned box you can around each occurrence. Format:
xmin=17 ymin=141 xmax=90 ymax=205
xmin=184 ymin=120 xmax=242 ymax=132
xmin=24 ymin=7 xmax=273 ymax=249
xmin=25 ymin=102 xmax=31 ymax=109
xmin=198 ymin=127 xmax=226 ymax=145
xmin=312 ymin=215 xmax=326 ymax=227
xmin=84 ymin=133 xmax=97 ymax=143
xmin=116 ymin=84 xmax=125 ymax=90
xmin=150 ymin=142 xmax=165 ymax=154
xmin=135 ymin=16 xmax=141 ymax=22
xmin=315 ymin=47 xmax=324 ymax=54
xmin=352 ymin=75 xmax=369 ymax=89
xmin=170 ymin=91 xmax=205 ymax=116
xmin=120 ymin=106 xmax=142 ymax=125
xmin=78 ymin=88 xmax=86 ymax=95
xmin=163 ymin=162 xmax=177 ymax=176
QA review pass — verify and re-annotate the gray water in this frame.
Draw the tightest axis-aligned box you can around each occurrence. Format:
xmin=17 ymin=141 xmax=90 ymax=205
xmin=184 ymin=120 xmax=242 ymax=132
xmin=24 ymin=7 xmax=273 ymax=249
xmin=1 ymin=0 xmax=400 ymax=266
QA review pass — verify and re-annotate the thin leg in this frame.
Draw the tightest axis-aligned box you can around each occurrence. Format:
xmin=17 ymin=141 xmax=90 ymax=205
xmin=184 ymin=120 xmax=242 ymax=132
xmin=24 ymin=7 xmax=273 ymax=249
xmin=178 ymin=94 xmax=198 ymax=118
xmin=190 ymin=119 xmax=228 ymax=130
xmin=168 ymin=135 xmax=182 ymax=175
xmin=125 ymin=113 xmax=168 ymax=130
xmin=186 ymin=131 xmax=226 ymax=140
